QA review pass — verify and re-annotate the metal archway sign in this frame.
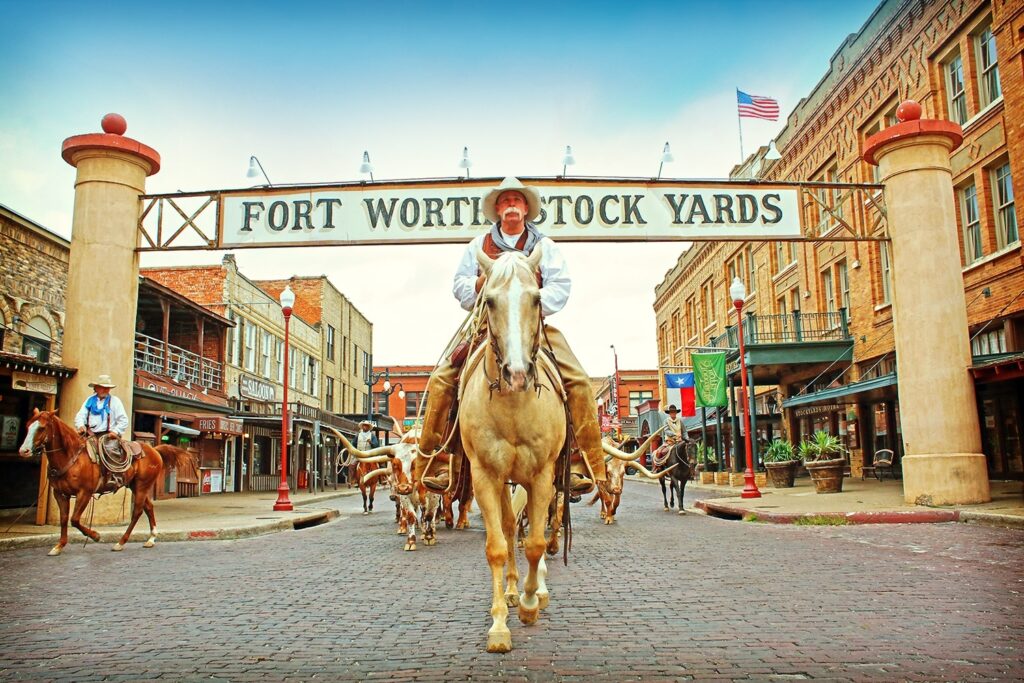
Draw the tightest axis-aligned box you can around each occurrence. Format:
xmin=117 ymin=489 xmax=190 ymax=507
xmin=137 ymin=177 xmax=887 ymax=251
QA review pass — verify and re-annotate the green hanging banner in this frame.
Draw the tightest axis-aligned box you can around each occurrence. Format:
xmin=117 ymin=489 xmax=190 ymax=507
xmin=692 ymin=352 xmax=727 ymax=407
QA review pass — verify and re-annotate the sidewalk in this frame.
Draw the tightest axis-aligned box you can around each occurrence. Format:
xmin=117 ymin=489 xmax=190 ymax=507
xmin=658 ymin=477 xmax=1024 ymax=528
xmin=0 ymin=488 xmax=361 ymax=552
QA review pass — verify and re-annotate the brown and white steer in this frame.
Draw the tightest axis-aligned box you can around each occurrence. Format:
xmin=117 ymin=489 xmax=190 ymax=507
xmin=334 ymin=428 xmax=441 ymax=551
xmin=590 ymin=432 xmax=675 ymax=524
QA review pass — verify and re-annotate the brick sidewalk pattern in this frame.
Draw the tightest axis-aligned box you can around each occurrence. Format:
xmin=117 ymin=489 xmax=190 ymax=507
xmin=1 ymin=482 xmax=1021 ymax=681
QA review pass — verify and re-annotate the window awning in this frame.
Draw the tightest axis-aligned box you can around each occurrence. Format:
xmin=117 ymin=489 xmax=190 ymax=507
xmin=161 ymin=422 xmax=201 ymax=436
xmin=782 ymin=372 xmax=898 ymax=409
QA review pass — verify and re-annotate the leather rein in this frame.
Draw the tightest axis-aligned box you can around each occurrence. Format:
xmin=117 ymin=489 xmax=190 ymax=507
xmin=33 ymin=422 xmax=87 ymax=482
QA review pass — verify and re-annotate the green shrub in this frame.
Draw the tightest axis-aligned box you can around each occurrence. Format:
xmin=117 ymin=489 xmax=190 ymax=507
xmin=798 ymin=430 xmax=843 ymax=463
xmin=762 ymin=439 xmax=795 ymax=463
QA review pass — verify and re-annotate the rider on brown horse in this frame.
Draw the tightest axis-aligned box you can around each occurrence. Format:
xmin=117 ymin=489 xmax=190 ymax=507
xmin=73 ymin=373 xmax=130 ymax=492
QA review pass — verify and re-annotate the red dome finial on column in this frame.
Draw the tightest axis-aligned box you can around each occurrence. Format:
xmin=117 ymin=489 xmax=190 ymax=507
xmin=896 ymin=100 xmax=922 ymax=123
xmin=101 ymin=113 xmax=127 ymax=136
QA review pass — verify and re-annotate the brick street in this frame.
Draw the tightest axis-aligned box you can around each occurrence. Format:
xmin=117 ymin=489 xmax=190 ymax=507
xmin=1 ymin=482 xmax=1022 ymax=682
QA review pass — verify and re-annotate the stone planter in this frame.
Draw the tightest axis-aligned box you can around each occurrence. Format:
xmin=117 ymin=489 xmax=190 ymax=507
xmin=700 ymin=471 xmax=715 ymax=484
xmin=729 ymin=472 xmax=746 ymax=487
xmin=804 ymin=458 xmax=846 ymax=494
xmin=765 ymin=460 xmax=798 ymax=488
xmin=755 ymin=472 xmax=767 ymax=489
xmin=714 ymin=471 xmax=730 ymax=486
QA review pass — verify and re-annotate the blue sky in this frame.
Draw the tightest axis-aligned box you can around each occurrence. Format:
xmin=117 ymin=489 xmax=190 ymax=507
xmin=1 ymin=0 xmax=878 ymax=373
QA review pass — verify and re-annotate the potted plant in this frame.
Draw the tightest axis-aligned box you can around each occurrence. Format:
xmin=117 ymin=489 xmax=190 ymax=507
xmin=762 ymin=439 xmax=798 ymax=488
xmin=799 ymin=431 xmax=846 ymax=494
xmin=696 ymin=443 xmax=717 ymax=484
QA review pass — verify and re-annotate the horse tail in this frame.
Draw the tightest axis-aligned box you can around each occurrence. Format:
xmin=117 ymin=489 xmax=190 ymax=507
xmin=586 ymin=489 xmax=602 ymax=506
xmin=154 ymin=444 xmax=196 ymax=474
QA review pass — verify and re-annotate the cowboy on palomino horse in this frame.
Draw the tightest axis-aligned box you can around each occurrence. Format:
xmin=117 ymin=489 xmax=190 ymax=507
xmin=74 ymin=374 xmax=132 ymax=492
xmin=417 ymin=177 xmax=607 ymax=498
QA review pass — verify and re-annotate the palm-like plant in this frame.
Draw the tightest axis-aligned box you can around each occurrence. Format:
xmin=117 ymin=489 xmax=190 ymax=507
xmin=762 ymin=438 xmax=796 ymax=463
xmin=798 ymin=430 xmax=844 ymax=463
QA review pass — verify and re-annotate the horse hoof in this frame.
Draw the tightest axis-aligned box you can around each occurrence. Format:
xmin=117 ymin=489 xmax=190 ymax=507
xmin=537 ymin=592 xmax=550 ymax=610
xmin=505 ymin=592 xmax=519 ymax=608
xmin=404 ymin=543 xmax=416 ymax=551
xmin=362 ymin=511 xmax=369 ymax=516
xmin=143 ymin=539 xmax=156 ymax=548
xmin=486 ymin=630 xmax=512 ymax=653
xmin=664 ymin=506 xmax=669 ymax=511
xmin=678 ymin=509 xmax=686 ymax=515
xmin=47 ymin=545 xmax=63 ymax=556
xmin=517 ymin=602 xmax=540 ymax=625
xmin=112 ymin=543 xmax=124 ymax=552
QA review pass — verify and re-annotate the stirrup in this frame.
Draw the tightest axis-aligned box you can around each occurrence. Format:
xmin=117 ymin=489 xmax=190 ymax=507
xmin=569 ymin=472 xmax=594 ymax=495
xmin=422 ymin=476 xmax=449 ymax=493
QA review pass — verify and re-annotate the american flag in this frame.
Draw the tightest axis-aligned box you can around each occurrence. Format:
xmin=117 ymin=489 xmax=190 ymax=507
xmin=737 ymin=90 xmax=780 ymax=121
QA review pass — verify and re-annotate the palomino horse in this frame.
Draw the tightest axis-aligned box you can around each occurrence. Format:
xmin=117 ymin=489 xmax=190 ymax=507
xmin=18 ymin=409 xmax=192 ymax=556
xmin=457 ymin=245 xmax=564 ymax=653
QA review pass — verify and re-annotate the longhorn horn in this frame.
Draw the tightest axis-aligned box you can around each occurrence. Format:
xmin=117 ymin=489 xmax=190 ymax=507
xmin=602 ymin=426 xmax=666 ymax=461
xmin=335 ymin=431 xmax=396 ymax=460
xmin=629 ymin=461 xmax=678 ymax=480
xmin=361 ymin=467 xmax=391 ymax=486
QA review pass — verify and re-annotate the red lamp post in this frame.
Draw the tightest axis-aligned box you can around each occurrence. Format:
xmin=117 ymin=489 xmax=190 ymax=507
xmin=274 ymin=285 xmax=296 ymax=512
xmin=730 ymin=277 xmax=761 ymax=499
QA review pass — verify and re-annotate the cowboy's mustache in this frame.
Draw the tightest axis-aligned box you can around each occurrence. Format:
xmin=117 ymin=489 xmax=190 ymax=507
xmin=502 ymin=207 xmax=523 ymax=219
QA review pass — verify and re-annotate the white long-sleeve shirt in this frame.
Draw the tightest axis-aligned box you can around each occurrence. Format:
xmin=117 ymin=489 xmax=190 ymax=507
xmin=74 ymin=394 xmax=130 ymax=435
xmin=452 ymin=232 xmax=571 ymax=317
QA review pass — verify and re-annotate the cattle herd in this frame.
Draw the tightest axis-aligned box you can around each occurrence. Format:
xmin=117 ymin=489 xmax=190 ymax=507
xmin=335 ymin=425 xmax=692 ymax=551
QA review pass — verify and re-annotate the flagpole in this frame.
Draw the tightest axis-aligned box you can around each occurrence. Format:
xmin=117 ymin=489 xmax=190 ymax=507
xmin=736 ymin=87 xmax=745 ymax=161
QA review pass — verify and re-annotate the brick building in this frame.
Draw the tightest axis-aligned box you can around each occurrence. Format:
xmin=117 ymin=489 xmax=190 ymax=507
xmin=653 ymin=0 xmax=1023 ymax=479
xmin=371 ymin=365 xmax=432 ymax=432
xmin=0 ymin=205 xmax=76 ymax=508
xmin=143 ymin=256 xmax=371 ymax=492
xmin=593 ymin=369 xmax=659 ymax=437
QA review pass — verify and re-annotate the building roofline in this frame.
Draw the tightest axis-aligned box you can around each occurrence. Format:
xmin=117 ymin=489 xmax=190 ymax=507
xmin=0 ymin=203 xmax=70 ymax=247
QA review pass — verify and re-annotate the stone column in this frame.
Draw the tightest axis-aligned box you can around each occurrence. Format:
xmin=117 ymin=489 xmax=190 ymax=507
xmin=865 ymin=100 xmax=990 ymax=505
xmin=50 ymin=114 xmax=160 ymax=525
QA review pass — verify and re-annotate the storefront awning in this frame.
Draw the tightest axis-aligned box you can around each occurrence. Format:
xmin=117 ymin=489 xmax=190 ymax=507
xmin=782 ymin=372 xmax=898 ymax=409
xmin=970 ymin=352 xmax=1024 ymax=383
xmin=161 ymin=422 xmax=202 ymax=436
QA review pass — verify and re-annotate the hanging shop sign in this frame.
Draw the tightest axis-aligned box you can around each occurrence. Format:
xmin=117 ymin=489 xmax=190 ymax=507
xmin=219 ymin=180 xmax=801 ymax=248
xmin=793 ymin=403 xmax=844 ymax=418
xmin=197 ymin=416 xmax=244 ymax=436
xmin=11 ymin=371 xmax=58 ymax=394
xmin=239 ymin=375 xmax=276 ymax=402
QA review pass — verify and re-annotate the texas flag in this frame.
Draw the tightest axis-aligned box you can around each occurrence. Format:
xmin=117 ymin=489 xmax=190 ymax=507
xmin=664 ymin=373 xmax=696 ymax=417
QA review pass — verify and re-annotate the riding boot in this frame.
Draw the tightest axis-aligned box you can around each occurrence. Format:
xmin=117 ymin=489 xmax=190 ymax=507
xmin=543 ymin=324 xmax=607 ymax=496
xmin=418 ymin=360 xmax=458 ymax=455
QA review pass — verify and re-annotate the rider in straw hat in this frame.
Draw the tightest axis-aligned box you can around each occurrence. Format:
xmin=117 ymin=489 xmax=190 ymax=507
xmin=74 ymin=374 xmax=131 ymax=491
xmin=417 ymin=177 xmax=607 ymax=495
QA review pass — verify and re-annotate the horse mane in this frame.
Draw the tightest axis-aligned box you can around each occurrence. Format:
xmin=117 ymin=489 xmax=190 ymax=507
xmin=487 ymin=252 xmax=536 ymax=288
xmin=48 ymin=411 xmax=83 ymax=449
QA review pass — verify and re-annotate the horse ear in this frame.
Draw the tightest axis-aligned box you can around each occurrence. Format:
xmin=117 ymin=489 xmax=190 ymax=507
xmin=475 ymin=246 xmax=492 ymax=278
xmin=32 ymin=408 xmax=40 ymax=417
xmin=526 ymin=242 xmax=543 ymax=270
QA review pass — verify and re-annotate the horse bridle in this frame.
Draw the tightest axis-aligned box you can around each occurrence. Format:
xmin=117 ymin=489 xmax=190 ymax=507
xmin=32 ymin=418 xmax=86 ymax=481
xmin=484 ymin=308 xmax=544 ymax=394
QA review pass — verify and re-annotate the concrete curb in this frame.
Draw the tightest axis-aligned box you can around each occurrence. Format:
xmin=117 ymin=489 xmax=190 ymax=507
xmin=695 ymin=499 xmax=961 ymax=525
xmin=958 ymin=510 xmax=1024 ymax=530
xmin=0 ymin=494 xmax=353 ymax=552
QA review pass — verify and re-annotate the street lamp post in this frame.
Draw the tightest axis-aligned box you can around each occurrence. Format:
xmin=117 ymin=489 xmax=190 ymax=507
xmin=730 ymin=277 xmax=761 ymax=499
xmin=274 ymin=285 xmax=296 ymax=511
xmin=610 ymin=344 xmax=620 ymax=419
xmin=378 ymin=378 xmax=404 ymax=445
xmin=366 ymin=358 xmax=390 ymax=425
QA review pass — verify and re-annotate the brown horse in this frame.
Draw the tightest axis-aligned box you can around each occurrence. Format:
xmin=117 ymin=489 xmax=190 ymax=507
xmin=18 ymin=409 xmax=193 ymax=556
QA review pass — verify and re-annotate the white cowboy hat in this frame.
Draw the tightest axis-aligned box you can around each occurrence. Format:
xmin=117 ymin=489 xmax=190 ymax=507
xmin=359 ymin=419 xmax=373 ymax=427
xmin=481 ymin=177 xmax=542 ymax=223
xmin=89 ymin=374 xmax=117 ymax=389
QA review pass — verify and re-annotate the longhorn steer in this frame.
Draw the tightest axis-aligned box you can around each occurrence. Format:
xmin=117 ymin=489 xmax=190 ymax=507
xmin=334 ymin=428 xmax=441 ymax=551
xmin=590 ymin=432 xmax=675 ymax=524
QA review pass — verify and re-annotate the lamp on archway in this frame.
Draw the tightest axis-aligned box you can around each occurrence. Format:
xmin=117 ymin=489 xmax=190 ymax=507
xmin=360 ymin=151 xmax=374 ymax=182
xmin=730 ymin=276 xmax=761 ymax=499
xmin=458 ymin=147 xmax=472 ymax=179
xmin=658 ymin=142 xmax=673 ymax=179
xmin=562 ymin=145 xmax=575 ymax=176
xmin=765 ymin=140 xmax=782 ymax=161
xmin=246 ymin=156 xmax=272 ymax=186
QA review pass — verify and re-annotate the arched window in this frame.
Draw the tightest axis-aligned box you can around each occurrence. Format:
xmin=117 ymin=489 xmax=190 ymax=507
xmin=22 ymin=316 xmax=52 ymax=363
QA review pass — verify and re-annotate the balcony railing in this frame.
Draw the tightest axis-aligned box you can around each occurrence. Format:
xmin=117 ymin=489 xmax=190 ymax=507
xmin=134 ymin=332 xmax=223 ymax=391
xmin=709 ymin=310 xmax=850 ymax=349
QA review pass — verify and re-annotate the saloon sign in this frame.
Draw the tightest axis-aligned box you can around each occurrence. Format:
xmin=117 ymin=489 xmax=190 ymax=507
xmin=220 ymin=180 xmax=801 ymax=248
